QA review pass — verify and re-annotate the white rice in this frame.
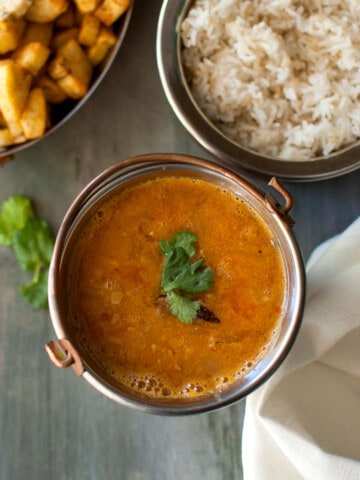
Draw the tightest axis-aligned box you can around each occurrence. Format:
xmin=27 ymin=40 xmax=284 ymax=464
xmin=180 ymin=0 xmax=360 ymax=160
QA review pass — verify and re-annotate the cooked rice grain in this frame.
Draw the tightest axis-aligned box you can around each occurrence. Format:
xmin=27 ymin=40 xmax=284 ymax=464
xmin=180 ymin=0 xmax=360 ymax=160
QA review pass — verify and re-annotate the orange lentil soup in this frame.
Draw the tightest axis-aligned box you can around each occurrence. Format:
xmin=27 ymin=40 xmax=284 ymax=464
xmin=67 ymin=176 xmax=286 ymax=399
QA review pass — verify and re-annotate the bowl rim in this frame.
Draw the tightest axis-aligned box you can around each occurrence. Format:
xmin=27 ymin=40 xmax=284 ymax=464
xmin=0 ymin=1 xmax=134 ymax=160
xmin=156 ymin=0 xmax=360 ymax=182
xmin=48 ymin=153 xmax=306 ymax=415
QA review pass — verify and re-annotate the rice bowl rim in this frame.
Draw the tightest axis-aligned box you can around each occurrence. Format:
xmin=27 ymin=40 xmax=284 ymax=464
xmin=156 ymin=0 xmax=360 ymax=182
xmin=0 ymin=1 xmax=134 ymax=160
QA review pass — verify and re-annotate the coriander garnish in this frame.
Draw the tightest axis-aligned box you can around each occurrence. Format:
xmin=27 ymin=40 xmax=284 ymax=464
xmin=159 ymin=230 xmax=218 ymax=324
xmin=0 ymin=195 xmax=54 ymax=309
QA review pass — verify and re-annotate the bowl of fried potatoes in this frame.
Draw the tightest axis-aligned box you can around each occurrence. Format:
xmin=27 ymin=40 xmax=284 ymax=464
xmin=0 ymin=0 xmax=133 ymax=161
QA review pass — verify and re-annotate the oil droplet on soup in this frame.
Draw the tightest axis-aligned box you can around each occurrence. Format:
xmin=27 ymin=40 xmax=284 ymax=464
xmin=67 ymin=177 xmax=286 ymax=399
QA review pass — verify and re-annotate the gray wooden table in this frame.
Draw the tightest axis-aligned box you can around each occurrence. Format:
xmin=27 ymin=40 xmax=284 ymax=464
xmin=0 ymin=2 xmax=359 ymax=479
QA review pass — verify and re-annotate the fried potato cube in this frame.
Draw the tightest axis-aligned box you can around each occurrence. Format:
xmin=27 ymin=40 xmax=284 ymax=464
xmin=94 ymin=0 xmax=130 ymax=26
xmin=55 ymin=3 xmax=76 ymax=28
xmin=48 ymin=56 xmax=68 ymax=80
xmin=74 ymin=0 xmax=101 ymax=14
xmin=0 ymin=110 xmax=6 ymax=127
xmin=0 ymin=128 xmax=13 ymax=148
xmin=0 ymin=128 xmax=27 ymax=146
xmin=13 ymin=42 xmax=51 ymax=76
xmin=0 ymin=1 xmax=32 ymax=19
xmin=78 ymin=14 xmax=100 ymax=46
xmin=51 ymin=27 xmax=79 ymax=51
xmin=26 ymin=0 xmax=69 ymax=23
xmin=0 ymin=17 xmax=26 ymax=54
xmin=87 ymin=26 xmax=116 ymax=65
xmin=20 ymin=88 xmax=47 ymax=139
xmin=56 ymin=75 xmax=87 ymax=99
xmin=0 ymin=61 xmax=31 ymax=137
xmin=54 ymin=39 xmax=93 ymax=99
xmin=36 ymin=75 xmax=68 ymax=104
xmin=12 ymin=134 xmax=27 ymax=145
xmin=21 ymin=22 xmax=53 ymax=47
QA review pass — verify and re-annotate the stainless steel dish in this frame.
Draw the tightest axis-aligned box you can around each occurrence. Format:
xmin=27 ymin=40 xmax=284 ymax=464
xmin=156 ymin=0 xmax=360 ymax=182
xmin=46 ymin=153 xmax=305 ymax=415
xmin=0 ymin=2 xmax=134 ymax=162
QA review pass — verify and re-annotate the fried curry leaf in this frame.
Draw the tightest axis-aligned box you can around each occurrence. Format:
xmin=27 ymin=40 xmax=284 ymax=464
xmin=159 ymin=230 xmax=215 ymax=324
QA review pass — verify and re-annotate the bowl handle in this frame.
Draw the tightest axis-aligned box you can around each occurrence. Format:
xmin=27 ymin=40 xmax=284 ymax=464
xmin=45 ymin=338 xmax=84 ymax=376
xmin=265 ymin=177 xmax=295 ymax=227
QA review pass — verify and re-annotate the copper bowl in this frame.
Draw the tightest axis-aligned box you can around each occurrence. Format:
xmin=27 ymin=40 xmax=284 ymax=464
xmin=46 ymin=153 xmax=305 ymax=415
xmin=156 ymin=0 xmax=360 ymax=181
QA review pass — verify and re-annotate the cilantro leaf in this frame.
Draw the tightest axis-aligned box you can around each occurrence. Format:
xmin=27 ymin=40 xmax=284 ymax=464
xmin=0 ymin=195 xmax=35 ymax=246
xmin=167 ymin=291 xmax=200 ymax=324
xmin=20 ymin=268 xmax=49 ymax=309
xmin=159 ymin=230 xmax=215 ymax=323
xmin=159 ymin=230 xmax=197 ymax=257
xmin=160 ymin=246 xmax=190 ymax=290
xmin=0 ymin=195 xmax=54 ymax=310
xmin=13 ymin=217 xmax=54 ymax=272
xmin=162 ymin=252 xmax=213 ymax=293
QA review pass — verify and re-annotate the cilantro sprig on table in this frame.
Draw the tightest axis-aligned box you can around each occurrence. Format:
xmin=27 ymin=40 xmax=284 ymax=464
xmin=0 ymin=196 xmax=54 ymax=309
xmin=159 ymin=230 xmax=215 ymax=324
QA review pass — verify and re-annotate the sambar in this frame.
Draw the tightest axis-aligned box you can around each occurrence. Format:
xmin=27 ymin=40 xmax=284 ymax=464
xmin=67 ymin=176 xmax=285 ymax=399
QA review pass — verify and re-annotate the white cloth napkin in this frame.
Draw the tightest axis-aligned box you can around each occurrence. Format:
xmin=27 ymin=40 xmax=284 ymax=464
xmin=242 ymin=217 xmax=360 ymax=480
